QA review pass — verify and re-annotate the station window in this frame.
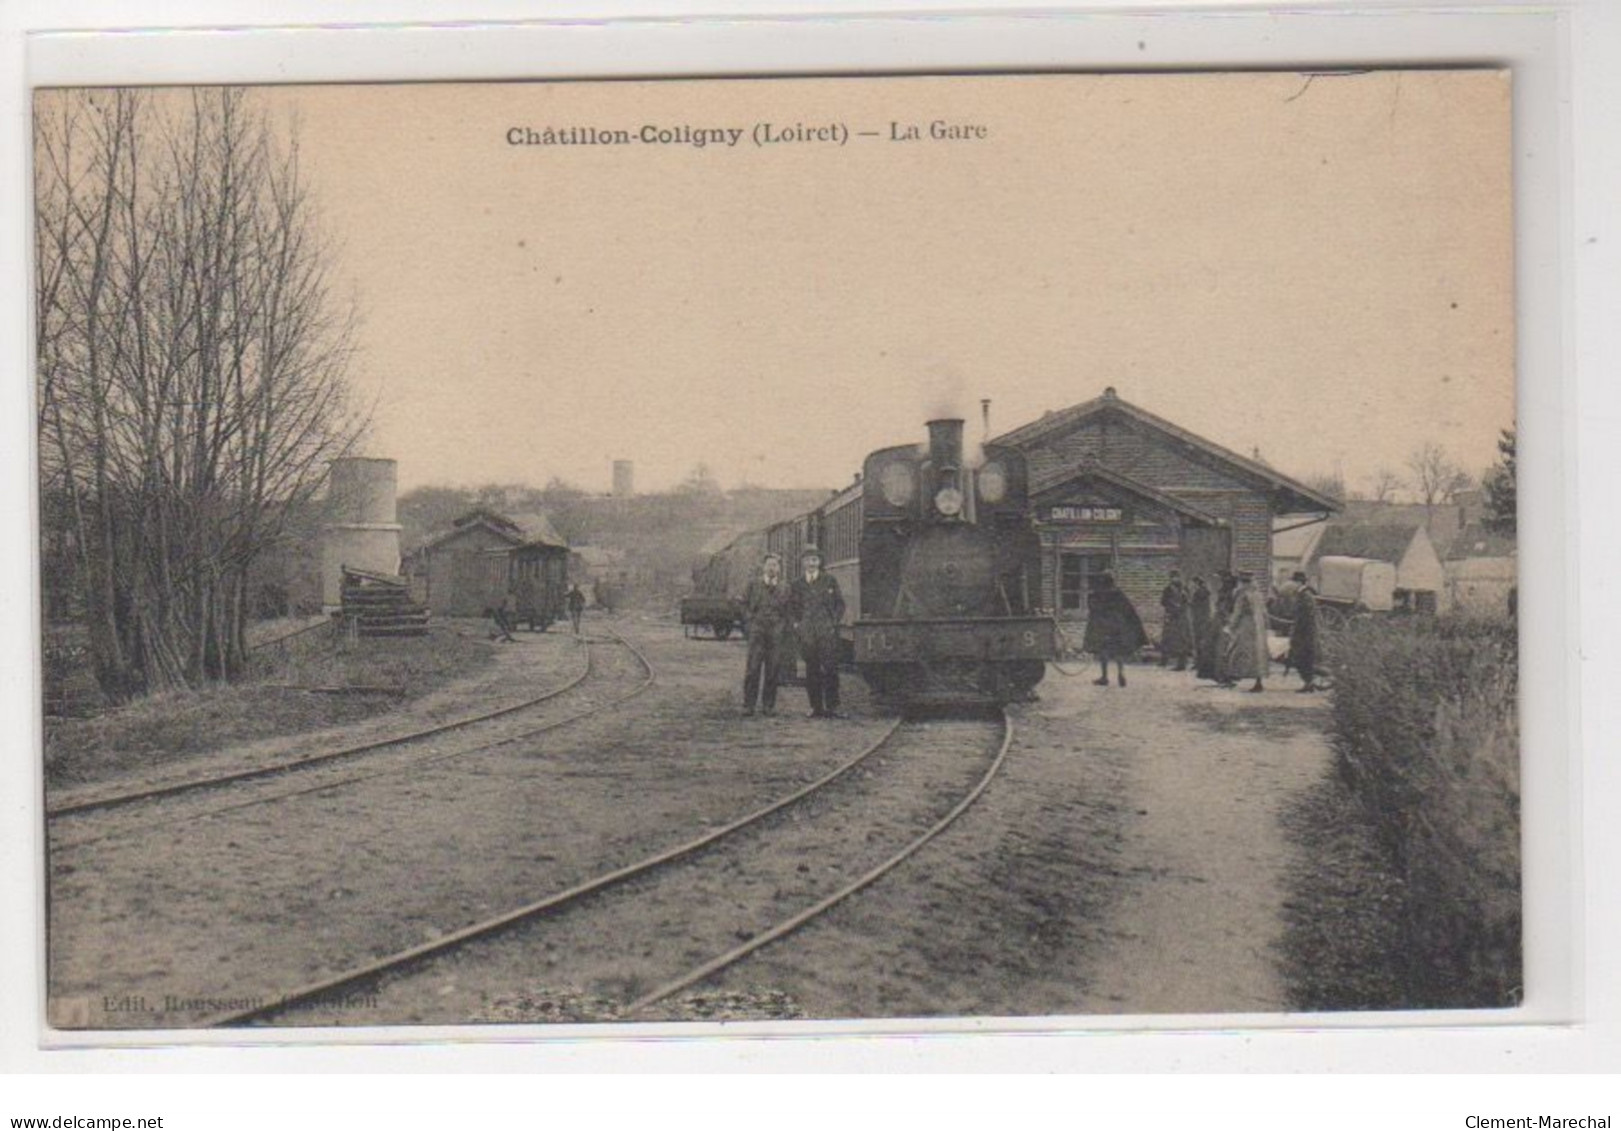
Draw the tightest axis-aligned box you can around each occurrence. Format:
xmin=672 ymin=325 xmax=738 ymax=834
xmin=1059 ymin=553 xmax=1111 ymax=611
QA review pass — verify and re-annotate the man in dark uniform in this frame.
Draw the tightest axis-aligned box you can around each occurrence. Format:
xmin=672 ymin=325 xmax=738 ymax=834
xmin=1190 ymin=575 xmax=1216 ymax=679
xmin=566 ymin=583 xmax=586 ymax=636
xmin=740 ymin=553 xmax=792 ymax=716
xmin=1288 ymin=570 xmax=1322 ymax=693
xmin=789 ymin=546 xmax=845 ymax=718
xmin=1082 ymin=571 xmax=1147 ymax=688
xmin=1159 ymin=569 xmax=1194 ymax=671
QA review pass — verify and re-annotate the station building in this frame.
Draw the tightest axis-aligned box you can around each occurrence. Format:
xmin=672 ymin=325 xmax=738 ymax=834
xmin=993 ymin=387 xmax=1338 ymax=635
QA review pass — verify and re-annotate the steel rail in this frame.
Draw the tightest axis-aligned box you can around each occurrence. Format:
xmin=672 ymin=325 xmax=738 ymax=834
xmin=51 ymin=631 xmax=654 ymax=855
xmin=627 ymin=707 xmax=1013 ymax=1014
xmin=49 ymin=632 xmax=607 ymax=821
xmin=210 ymin=712 xmax=907 ymax=1028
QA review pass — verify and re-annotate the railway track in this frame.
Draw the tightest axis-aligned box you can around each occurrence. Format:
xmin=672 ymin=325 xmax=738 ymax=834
xmin=210 ymin=708 xmax=1012 ymax=1028
xmin=47 ymin=630 xmax=655 ymax=849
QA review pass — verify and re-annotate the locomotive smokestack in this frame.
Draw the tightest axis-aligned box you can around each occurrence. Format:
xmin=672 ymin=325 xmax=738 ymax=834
xmin=926 ymin=418 xmax=965 ymax=471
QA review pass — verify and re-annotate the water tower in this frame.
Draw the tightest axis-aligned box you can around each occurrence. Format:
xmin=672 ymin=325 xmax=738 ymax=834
xmin=320 ymin=457 xmax=403 ymax=608
xmin=612 ymin=459 xmax=635 ymax=498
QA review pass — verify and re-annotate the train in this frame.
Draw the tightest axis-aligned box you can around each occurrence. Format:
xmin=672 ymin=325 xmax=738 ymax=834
xmin=470 ymin=539 xmax=571 ymax=631
xmin=690 ymin=418 xmax=1058 ymax=705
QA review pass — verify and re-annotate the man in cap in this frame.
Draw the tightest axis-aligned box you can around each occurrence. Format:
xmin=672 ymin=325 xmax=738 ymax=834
xmin=1287 ymin=570 xmax=1322 ymax=692
xmin=740 ymin=553 xmax=792 ymax=716
xmin=789 ymin=546 xmax=845 ymax=718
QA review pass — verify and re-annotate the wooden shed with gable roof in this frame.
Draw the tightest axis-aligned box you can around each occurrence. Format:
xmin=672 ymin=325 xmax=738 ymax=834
xmin=992 ymin=387 xmax=1339 ymax=635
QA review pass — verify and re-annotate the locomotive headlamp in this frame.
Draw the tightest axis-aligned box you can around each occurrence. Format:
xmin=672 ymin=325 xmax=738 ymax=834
xmin=977 ymin=462 xmax=1008 ymax=504
xmin=879 ymin=462 xmax=916 ymax=507
xmin=934 ymin=485 xmax=965 ymax=517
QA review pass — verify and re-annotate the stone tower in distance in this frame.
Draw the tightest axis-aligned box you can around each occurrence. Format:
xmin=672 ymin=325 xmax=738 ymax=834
xmin=612 ymin=459 xmax=635 ymax=498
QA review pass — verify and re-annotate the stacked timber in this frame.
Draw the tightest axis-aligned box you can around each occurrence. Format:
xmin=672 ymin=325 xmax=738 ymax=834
xmin=340 ymin=566 xmax=430 ymax=637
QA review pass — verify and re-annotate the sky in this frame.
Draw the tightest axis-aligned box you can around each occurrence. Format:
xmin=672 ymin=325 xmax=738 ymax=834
xmin=254 ymin=71 xmax=1511 ymax=495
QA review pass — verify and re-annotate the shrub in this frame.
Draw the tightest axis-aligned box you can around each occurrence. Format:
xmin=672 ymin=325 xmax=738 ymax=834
xmin=1325 ymin=614 xmax=1520 ymax=1008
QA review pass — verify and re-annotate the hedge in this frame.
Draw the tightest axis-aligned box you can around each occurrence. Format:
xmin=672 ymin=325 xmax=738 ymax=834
xmin=1326 ymin=614 xmax=1520 ymax=1008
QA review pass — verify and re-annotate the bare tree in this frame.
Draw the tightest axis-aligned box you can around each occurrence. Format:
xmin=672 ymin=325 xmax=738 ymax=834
xmin=1366 ymin=467 xmax=1407 ymax=504
xmin=36 ymin=88 xmax=366 ymax=700
xmin=1407 ymin=442 xmax=1475 ymax=510
xmin=677 ymin=462 xmax=723 ymax=496
xmin=1302 ymin=471 xmax=1347 ymax=504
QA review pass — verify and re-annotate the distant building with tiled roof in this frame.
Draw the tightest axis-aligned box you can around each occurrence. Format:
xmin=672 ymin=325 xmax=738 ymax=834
xmin=1443 ymin=521 xmax=1516 ymax=615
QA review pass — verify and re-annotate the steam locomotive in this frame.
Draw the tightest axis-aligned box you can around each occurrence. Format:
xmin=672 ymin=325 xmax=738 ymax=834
xmin=691 ymin=418 xmax=1057 ymax=705
xmin=853 ymin=418 xmax=1055 ymax=704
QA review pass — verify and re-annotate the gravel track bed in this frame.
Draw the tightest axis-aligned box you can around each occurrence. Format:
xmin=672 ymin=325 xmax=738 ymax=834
xmin=48 ymin=620 xmax=1340 ymax=1030
xmin=47 ymin=622 xmax=586 ymax=814
xmin=702 ymin=666 xmax=1334 ymax=1020
xmin=48 ymin=635 xmax=609 ymax=848
xmin=47 ymin=619 xmax=896 ymax=1030
xmin=253 ymin=714 xmax=1003 ymax=1027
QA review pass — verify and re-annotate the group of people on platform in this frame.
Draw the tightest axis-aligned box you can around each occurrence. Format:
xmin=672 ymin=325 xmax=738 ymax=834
xmin=731 ymin=549 xmax=1324 ymax=714
xmin=738 ymin=546 xmax=845 ymax=719
xmin=1082 ymin=567 xmax=1321 ymax=693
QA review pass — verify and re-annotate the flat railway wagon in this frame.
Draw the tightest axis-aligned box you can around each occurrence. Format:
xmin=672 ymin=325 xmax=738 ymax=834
xmin=682 ymin=530 xmax=763 ymax=639
xmin=472 ymin=539 xmax=570 ymax=630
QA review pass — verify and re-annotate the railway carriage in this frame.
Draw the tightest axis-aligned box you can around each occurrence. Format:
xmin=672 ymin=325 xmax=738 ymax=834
xmin=471 ymin=540 xmax=569 ymax=630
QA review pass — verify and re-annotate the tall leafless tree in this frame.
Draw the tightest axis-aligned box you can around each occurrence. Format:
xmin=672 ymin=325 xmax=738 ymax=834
xmin=1366 ymin=467 xmax=1407 ymax=504
xmin=1406 ymin=441 xmax=1476 ymax=526
xmin=36 ymin=88 xmax=366 ymax=700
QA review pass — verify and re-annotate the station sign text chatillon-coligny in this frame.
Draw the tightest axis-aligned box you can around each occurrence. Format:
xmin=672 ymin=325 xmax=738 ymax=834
xmin=1043 ymin=504 xmax=1127 ymax=524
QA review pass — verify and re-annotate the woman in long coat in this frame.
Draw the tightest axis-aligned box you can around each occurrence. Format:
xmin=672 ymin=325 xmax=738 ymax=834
xmin=1082 ymin=571 xmax=1148 ymax=688
xmin=1287 ymin=570 xmax=1321 ymax=692
xmin=1221 ymin=571 xmax=1270 ymax=692
xmin=1211 ymin=572 xmax=1238 ymax=685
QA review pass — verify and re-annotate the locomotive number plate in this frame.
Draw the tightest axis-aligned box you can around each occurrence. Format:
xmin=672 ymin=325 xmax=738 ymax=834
xmin=854 ymin=618 xmax=1058 ymax=661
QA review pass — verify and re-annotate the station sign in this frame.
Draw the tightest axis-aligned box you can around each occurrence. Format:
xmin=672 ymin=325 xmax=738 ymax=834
xmin=1043 ymin=504 xmax=1126 ymax=524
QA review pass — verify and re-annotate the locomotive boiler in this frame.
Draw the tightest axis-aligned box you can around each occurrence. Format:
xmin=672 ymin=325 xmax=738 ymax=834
xmin=852 ymin=418 xmax=1056 ymax=704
